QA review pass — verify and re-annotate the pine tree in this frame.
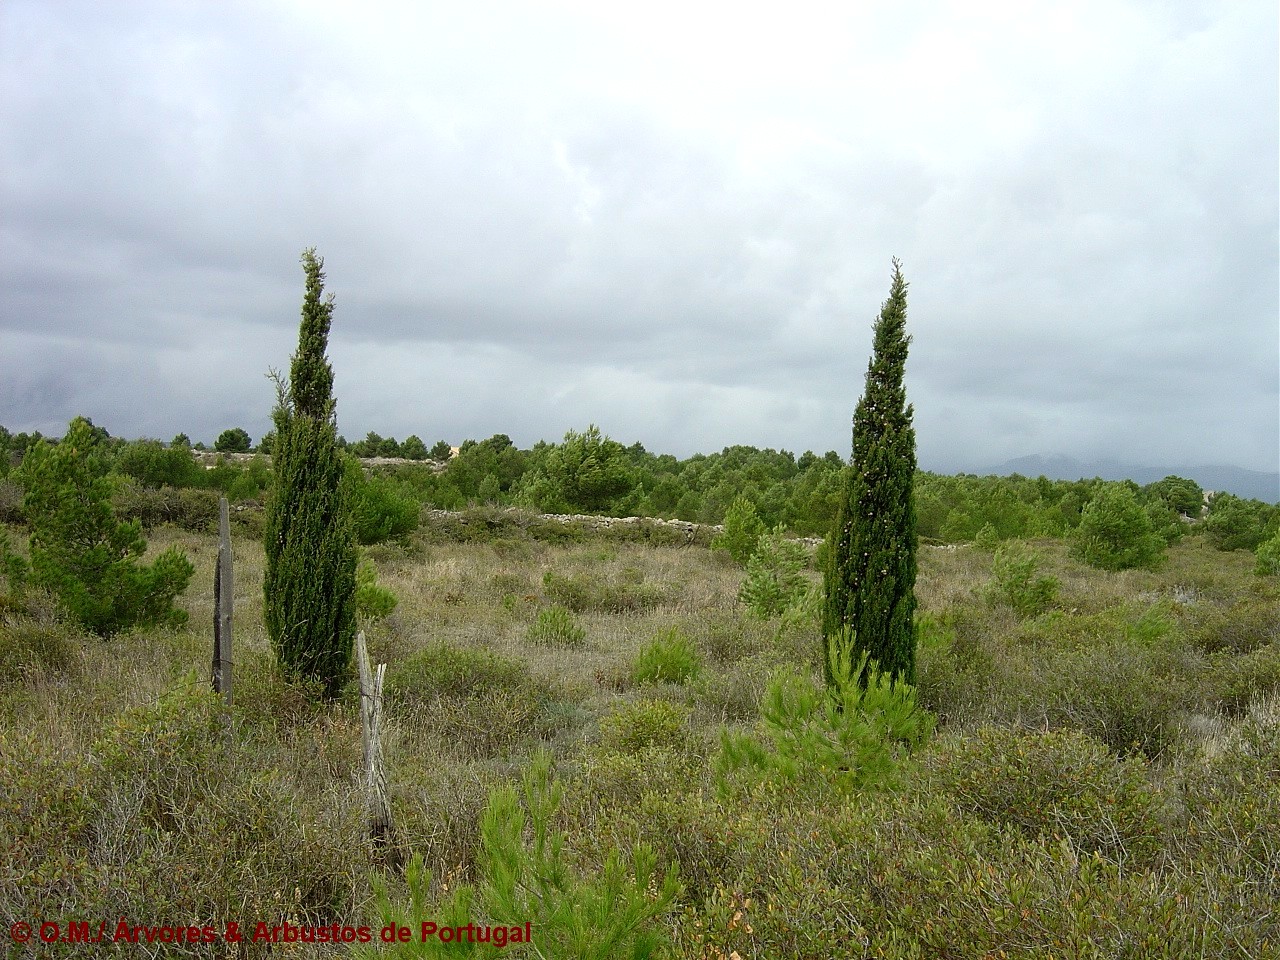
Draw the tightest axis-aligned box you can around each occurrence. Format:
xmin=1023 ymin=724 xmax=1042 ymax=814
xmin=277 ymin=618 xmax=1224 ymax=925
xmin=263 ymin=249 xmax=357 ymax=698
xmin=823 ymin=259 xmax=918 ymax=688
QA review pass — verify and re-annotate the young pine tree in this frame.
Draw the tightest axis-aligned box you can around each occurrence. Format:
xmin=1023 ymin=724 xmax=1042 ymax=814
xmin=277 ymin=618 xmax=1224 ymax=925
xmin=15 ymin=417 xmax=194 ymax=636
xmin=263 ymin=249 xmax=357 ymax=698
xmin=823 ymin=259 xmax=918 ymax=688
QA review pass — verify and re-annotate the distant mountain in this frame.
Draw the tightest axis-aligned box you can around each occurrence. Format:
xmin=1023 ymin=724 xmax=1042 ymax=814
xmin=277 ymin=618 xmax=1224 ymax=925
xmin=984 ymin=455 xmax=1280 ymax=504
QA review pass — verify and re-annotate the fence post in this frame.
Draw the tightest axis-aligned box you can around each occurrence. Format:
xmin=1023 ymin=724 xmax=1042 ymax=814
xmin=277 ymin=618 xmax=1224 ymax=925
xmin=356 ymin=630 xmax=393 ymax=853
xmin=212 ymin=496 xmax=233 ymax=707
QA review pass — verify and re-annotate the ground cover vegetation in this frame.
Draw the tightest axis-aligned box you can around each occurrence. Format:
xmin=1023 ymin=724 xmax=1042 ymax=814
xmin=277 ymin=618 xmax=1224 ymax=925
xmin=1 ymin=483 xmax=1277 ymax=956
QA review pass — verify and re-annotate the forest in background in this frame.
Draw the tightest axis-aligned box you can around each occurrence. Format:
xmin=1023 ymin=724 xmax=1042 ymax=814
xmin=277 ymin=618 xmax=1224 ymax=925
xmin=1 ymin=420 xmax=1277 ymax=554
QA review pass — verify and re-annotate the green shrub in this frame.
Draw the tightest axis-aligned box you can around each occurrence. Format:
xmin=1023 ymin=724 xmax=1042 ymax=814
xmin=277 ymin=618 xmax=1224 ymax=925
xmin=346 ymin=460 xmax=422 ymax=545
xmin=1204 ymin=492 xmax=1276 ymax=552
xmin=924 ymin=725 xmax=1167 ymax=865
xmin=1071 ymin=483 xmax=1166 ymax=571
xmin=716 ymin=650 xmax=934 ymax=799
xmin=598 ymin=698 xmax=691 ymax=755
xmin=361 ymin=752 xmax=679 ymax=960
xmin=1208 ymin=643 xmax=1280 ymax=716
xmin=631 ymin=627 xmax=702 ymax=685
xmin=355 ymin=560 xmax=398 ymax=620
xmin=526 ymin=604 xmax=587 ymax=648
xmin=386 ymin=643 xmax=573 ymax=757
xmin=973 ymin=521 xmax=999 ymax=550
xmin=542 ymin=568 xmax=663 ymax=614
xmin=1255 ymin=527 xmax=1280 ymax=575
xmin=739 ymin=525 xmax=809 ymax=618
xmin=112 ymin=438 xmax=203 ymax=488
xmin=0 ymin=612 xmax=78 ymax=684
xmin=987 ymin=541 xmax=1058 ymax=616
xmin=14 ymin=418 xmax=195 ymax=636
xmin=711 ymin=496 xmax=766 ymax=566
xmin=112 ymin=483 xmax=222 ymax=531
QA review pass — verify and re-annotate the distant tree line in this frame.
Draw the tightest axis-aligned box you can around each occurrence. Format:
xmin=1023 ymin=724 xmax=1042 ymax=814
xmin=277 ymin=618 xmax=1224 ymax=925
xmin=2 ymin=421 xmax=1277 ymax=553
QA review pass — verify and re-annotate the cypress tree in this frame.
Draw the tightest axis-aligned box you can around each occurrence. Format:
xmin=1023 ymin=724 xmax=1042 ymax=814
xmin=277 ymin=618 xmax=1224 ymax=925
xmin=823 ymin=259 xmax=918 ymax=688
xmin=263 ymin=249 xmax=357 ymax=698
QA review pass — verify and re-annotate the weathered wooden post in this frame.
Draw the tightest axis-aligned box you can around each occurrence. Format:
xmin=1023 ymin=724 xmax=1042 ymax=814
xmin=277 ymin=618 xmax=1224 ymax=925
xmin=356 ymin=630 xmax=393 ymax=854
xmin=212 ymin=496 xmax=233 ymax=707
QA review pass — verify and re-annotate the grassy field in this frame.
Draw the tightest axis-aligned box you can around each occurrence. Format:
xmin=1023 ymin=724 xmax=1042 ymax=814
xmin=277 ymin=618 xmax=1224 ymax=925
xmin=2 ymin=513 xmax=1278 ymax=958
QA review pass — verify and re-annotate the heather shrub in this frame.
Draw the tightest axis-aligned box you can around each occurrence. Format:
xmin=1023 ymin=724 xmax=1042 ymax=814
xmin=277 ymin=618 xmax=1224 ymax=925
xmin=631 ymin=627 xmax=702 ymax=685
xmin=1173 ymin=711 xmax=1280 ymax=951
xmin=923 ymin=725 xmax=1167 ymax=866
xmin=386 ymin=643 xmax=571 ymax=757
xmin=1207 ymin=643 xmax=1280 ymax=716
xmin=526 ymin=604 xmax=587 ymax=648
xmin=0 ymin=480 xmax=23 ymax=523
xmin=1183 ymin=597 xmax=1279 ymax=655
xmin=598 ymin=698 xmax=692 ymax=755
xmin=0 ymin=612 xmax=78 ymax=685
xmin=542 ymin=568 xmax=664 ymax=614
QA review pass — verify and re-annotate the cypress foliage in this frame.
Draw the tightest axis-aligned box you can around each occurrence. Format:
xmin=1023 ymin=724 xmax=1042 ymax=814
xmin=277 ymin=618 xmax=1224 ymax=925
xmin=823 ymin=259 xmax=918 ymax=688
xmin=263 ymin=249 xmax=357 ymax=698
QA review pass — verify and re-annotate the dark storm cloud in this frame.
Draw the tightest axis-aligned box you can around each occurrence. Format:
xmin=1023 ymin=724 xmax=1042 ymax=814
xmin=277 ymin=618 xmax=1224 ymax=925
xmin=1 ymin=0 xmax=1275 ymax=477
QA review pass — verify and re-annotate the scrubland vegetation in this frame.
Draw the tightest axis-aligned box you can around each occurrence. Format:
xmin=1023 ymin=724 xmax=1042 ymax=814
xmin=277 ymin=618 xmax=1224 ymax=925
xmin=2 ymin=257 xmax=1278 ymax=957
xmin=1 ymin=474 xmax=1278 ymax=956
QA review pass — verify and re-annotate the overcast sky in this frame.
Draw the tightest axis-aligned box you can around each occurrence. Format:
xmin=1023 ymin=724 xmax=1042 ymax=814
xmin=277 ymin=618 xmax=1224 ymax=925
xmin=2 ymin=0 xmax=1277 ymax=477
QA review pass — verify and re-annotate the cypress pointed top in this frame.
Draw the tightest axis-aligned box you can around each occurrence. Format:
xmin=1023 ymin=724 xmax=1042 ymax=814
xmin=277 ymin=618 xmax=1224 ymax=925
xmin=291 ymin=248 xmax=337 ymax=421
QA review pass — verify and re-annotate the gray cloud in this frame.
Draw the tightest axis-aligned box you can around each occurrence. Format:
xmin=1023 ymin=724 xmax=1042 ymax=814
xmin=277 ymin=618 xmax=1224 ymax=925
xmin=1 ymin=0 xmax=1275 ymax=477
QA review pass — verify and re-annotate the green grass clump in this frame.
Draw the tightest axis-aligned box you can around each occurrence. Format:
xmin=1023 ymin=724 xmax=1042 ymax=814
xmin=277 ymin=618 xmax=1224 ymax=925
xmin=632 ymin=627 xmax=702 ymax=685
xmin=526 ymin=604 xmax=587 ymax=648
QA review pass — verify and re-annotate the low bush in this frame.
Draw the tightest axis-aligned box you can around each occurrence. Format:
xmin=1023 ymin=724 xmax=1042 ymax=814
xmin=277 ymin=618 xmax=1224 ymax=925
xmin=526 ymin=604 xmax=587 ymax=648
xmin=632 ymin=627 xmax=702 ymax=685
xmin=922 ymin=725 xmax=1167 ymax=866
xmin=355 ymin=560 xmax=398 ymax=621
xmin=711 ymin=496 xmax=766 ymax=566
xmin=987 ymin=541 xmax=1058 ymax=616
xmin=361 ymin=752 xmax=680 ymax=960
xmin=113 ymin=483 xmax=222 ymax=531
xmin=716 ymin=653 xmax=934 ymax=800
xmin=386 ymin=643 xmax=572 ymax=757
xmin=542 ymin=568 xmax=664 ymax=614
xmin=0 ymin=610 xmax=78 ymax=685
xmin=738 ymin=525 xmax=809 ymax=618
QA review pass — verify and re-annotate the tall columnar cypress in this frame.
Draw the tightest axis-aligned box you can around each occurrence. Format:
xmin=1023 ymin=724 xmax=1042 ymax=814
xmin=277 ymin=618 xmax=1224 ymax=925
xmin=823 ymin=259 xmax=918 ymax=688
xmin=263 ymin=249 xmax=357 ymax=698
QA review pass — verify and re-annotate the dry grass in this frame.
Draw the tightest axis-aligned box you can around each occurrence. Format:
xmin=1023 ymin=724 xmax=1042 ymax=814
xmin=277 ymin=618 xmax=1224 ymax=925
xmin=2 ymin=521 xmax=1277 ymax=956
